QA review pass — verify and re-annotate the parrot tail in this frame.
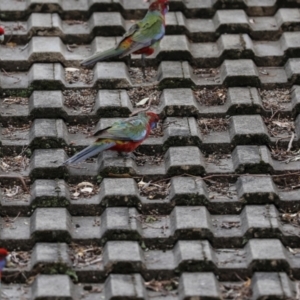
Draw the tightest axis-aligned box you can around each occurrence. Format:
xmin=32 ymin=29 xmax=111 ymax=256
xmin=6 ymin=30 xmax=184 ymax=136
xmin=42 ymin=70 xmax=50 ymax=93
xmin=81 ymin=47 xmax=126 ymax=66
xmin=63 ymin=141 xmax=116 ymax=165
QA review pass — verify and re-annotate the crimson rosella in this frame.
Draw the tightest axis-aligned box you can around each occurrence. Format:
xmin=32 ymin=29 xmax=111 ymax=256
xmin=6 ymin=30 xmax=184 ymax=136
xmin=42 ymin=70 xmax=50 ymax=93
xmin=81 ymin=0 xmax=169 ymax=77
xmin=0 ymin=27 xmax=4 ymax=43
xmin=64 ymin=112 xmax=159 ymax=165
xmin=0 ymin=248 xmax=8 ymax=294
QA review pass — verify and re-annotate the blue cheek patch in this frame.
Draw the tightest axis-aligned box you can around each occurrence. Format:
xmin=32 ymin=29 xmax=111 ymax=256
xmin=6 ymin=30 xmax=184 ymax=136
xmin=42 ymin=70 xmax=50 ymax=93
xmin=151 ymin=122 xmax=157 ymax=129
xmin=0 ymin=259 xmax=6 ymax=270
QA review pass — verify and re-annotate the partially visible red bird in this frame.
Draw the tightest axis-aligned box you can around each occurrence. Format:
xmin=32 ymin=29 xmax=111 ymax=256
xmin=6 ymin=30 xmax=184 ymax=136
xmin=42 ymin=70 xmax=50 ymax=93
xmin=0 ymin=27 xmax=4 ymax=43
xmin=0 ymin=248 xmax=8 ymax=294
xmin=81 ymin=0 xmax=169 ymax=77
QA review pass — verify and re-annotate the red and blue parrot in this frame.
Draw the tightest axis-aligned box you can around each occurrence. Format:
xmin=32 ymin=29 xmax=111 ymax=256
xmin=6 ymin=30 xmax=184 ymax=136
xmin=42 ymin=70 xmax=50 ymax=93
xmin=0 ymin=27 xmax=4 ymax=43
xmin=81 ymin=0 xmax=169 ymax=76
xmin=64 ymin=112 xmax=159 ymax=165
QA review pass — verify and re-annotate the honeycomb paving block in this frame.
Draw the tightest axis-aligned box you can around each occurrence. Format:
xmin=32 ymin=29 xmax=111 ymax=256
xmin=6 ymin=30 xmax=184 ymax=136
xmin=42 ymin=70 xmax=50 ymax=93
xmin=94 ymin=89 xmax=133 ymax=117
xmin=104 ymin=274 xmax=146 ymax=300
xmin=285 ymin=58 xmax=300 ymax=84
xmin=100 ymin=207 xmax=142 ymax=239
xmin=232 ymin=145 xmax=273 ymax=173
xmin=220 ymin=59 xmax=260 ymax=86
xmin=29 ymin=90 xmax=67 ymax=119
xmin=160 ymin=88 xmax=199 ymax=116
xmin=99 ymin=178 xmax=140 ymax=207
xmin=213 ymin=10 xmax=249 ymax=32
xmin=31 ymin=274 xmax=75 ymax=299
xmin=31 ymin=243 xmax=71 ymax=267
xmin=29 ymin=149 xmax=66 ymax=179
xmin=229 ymin=115 xmax=270 ymax=145
xmin=226 ymin=87 xmax=263 ymax=115
xmin=169 ymin=177 xmax=209 ymax=206
xmin=102 ymin=241 xmax=145 ymax=273
xmin=158 ymin=61 xmax=195 ymax=89
xmin=29 ymin=118 xmax=69 ymax=148
xmin=236 ymin=175 xmax=279 ymax=204
xmin=165 ymin=146 xmax=205 ymax=175
xmin=246 ymin=239 xmax=288 ymax=268
xmin=174 ymin=240 xmax=217 ymax=271
xmin=251 ymin=272 xmax=295 ymax=299
xmin=178 ymin=272 xmax=221 ymax=300
xmin=94 ymin=62 xmax=132 ymax=89
xmin=30 ymin=179 xmax=70 ymax=208
xmin=240 ymin=205 xmax=280 ymax=237
xmin=292 ymin=85 xmax=300 ymax=116
xmin=170 ymin=206 xmax=213 ymax=238
xmin=30 ymin=208 xmax=72 ymax=242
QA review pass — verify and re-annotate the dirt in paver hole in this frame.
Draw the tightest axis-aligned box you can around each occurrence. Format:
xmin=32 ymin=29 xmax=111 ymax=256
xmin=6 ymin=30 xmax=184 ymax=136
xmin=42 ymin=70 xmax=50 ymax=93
xmin=134 ymin=152 xmax=164 ymax=166
xmin=69 ymin=243 xmax=102 ymax=267
xmin=1 ymin=183 xmax=29 ymax=201
xmin=1 ymin=96 xmax=29 ymax=106
xmin=69 ymin=181 xmax=100 ymax=200
xmin=65 ymin=68 xmax=94 ymax=84
xmin=0 ymin=155 xmax=29 ymax=172
xmin=67 ymin=123 xmax=95 ymax=135
xmin=128 ymin=85 xmax=161 ymax=108
xmin=145 ymin=278 xmax=178 ymax=295
xmin=6 ymin=250 xmax=31 ymax=269
xmin=259 ymin=88 xmax=291 ymax=111
xmin=194 ymin=68 xmax=219 ymax=78
xmin=280 ymin=211 xmax=300 ymax=226
xmin=205 ymin=152 xmax=231 ymax=165
xmin=194 ymin=87 xmax=227 ymax=106
xmin=264 ymin=116 xmax=294 ymax=138
xmin=206 ymin=179 xmax=237 ymax=200
xmin=129 ymin=67 xmax=158 ymax=85
xmin=198 ymin=118 xmax=230 ymax=135
xmin=270 ymin=146 xmax=300 ymax=163
xmin=273 ymin=174 xmax=300 ymax=191
xmin=221 ymin=278 xmax=252 ymax=300
xmin=2 ymin=122 xmax=31 ymax=139
xmin=138 ymin=178 xmax=171 ymax=199
xmin=63 ymin=89 xmax=97 ymax=113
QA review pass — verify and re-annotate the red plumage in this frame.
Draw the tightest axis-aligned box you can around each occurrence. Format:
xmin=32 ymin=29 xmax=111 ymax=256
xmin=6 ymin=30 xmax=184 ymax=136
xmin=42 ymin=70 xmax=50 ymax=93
xmin=0 ymin=27 xmax=4 ymax=35
xmin=0 ymin=249 xmax=8 ymax=258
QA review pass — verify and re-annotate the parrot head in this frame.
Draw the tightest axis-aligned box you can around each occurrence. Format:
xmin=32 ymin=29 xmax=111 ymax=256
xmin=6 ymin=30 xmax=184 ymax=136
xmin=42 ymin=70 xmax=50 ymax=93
xmin=149 ymin=0 xmax=169 ymax=15
xmin=0 ymin=27 xmax=4 ymax=43
xmin=146 ymin=112 xmax=160 ymax=129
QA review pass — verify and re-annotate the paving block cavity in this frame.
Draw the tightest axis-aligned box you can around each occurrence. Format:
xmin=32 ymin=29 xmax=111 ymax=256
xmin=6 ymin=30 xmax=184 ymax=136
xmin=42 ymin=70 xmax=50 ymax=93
xmin=236 ymin=175 xmax=279 ymax=204
xmin=229 ymin=115 xmax=270 ymax=145
xmin=178 ymin=272 xmax=221 ymax=300
xmin=30 ymin=208 xmax=72 ymax=243
xmin=220 ymin=60 xmax=260 ymax=87
xmin=165 ymin=146 xmax=205 ymax=175
xmin=232 ymin=145 xmax=273 ymax=173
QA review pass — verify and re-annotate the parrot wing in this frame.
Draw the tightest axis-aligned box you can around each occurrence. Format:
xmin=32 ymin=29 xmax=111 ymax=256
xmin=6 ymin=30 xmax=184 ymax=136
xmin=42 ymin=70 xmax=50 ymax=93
xmin=93 ymin=114 xmax=148 ymax=142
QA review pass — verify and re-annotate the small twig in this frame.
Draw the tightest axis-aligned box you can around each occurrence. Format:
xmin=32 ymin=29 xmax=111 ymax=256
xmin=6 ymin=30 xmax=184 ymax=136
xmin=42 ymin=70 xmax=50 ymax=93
xmin=287 ymin=132 xmax=295 ymax=152
xmin=1 ymin=69 xmax=21 ymax=84
xmin=0 ymin=175 xmax=28 ymax=192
